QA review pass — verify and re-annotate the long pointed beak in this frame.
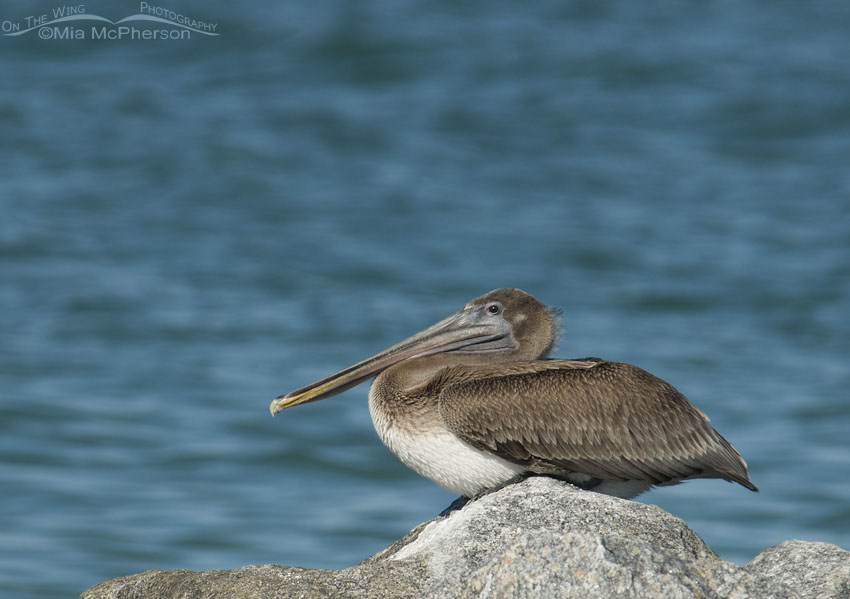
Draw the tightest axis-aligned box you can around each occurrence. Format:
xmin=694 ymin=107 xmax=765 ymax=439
xmin=270 ymin=307 xmax=513 ymax=415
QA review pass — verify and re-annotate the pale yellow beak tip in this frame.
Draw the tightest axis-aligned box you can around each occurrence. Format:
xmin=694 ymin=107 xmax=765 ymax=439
xmin=269 ymin=398 xmax=284 ymax=416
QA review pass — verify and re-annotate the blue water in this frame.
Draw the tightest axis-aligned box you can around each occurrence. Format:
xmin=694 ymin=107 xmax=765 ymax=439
xmin=2 ymin=2 xmax=849 ymax=597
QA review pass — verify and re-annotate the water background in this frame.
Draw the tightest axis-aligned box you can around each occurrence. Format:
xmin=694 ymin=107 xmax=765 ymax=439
xmin=1 ymin=2 xmax=849 ymax=597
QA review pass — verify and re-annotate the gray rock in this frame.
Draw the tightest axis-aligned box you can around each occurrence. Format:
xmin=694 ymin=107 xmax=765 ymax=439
xmin=741 ymin=540 xmax=850 ymax=599
xmin=81 ymin=478 xmax=850 ymax=599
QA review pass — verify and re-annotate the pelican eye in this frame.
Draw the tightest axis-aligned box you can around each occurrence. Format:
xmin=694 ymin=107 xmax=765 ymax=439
xmin=485 ymin=303 xmax=502 ymax=315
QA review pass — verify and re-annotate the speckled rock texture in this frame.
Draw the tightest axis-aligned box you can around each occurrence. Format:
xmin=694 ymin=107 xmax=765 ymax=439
xmin=81 ymin=477 xmax=850 ymax=599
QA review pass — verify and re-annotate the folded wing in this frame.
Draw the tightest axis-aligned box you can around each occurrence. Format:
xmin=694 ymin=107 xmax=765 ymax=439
xmin=437 ymin=359 xmax=757 ymax=491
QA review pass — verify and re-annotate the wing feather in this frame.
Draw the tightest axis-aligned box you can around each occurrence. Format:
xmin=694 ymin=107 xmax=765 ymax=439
xmin=436 ymin=359 xmax=756 ymax=490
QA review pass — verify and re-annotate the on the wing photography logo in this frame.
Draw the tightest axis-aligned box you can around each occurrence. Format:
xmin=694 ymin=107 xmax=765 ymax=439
xmin=2 ymin=3 xmax=218 ymax=40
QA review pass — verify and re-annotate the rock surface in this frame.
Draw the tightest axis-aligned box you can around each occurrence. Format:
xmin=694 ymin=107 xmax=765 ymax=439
xmin=81 ymin=477 xmax=850 ymax=599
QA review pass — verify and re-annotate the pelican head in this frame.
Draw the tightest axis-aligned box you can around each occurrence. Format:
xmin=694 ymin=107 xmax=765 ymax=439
xmin=270 ymin=288 xmax=560 ymax=414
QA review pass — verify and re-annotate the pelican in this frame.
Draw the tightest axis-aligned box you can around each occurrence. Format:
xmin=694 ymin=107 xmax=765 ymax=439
xmin=270 ymin=288 xmax=757 ymax=499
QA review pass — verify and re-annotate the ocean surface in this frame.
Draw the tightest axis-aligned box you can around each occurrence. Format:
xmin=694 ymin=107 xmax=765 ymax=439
xmin=2 ymin=2 xmax=849 ymax=597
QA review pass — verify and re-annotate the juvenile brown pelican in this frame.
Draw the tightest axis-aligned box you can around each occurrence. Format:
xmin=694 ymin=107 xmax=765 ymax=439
xmin=270 ymin=288 xmax=757 ymax=499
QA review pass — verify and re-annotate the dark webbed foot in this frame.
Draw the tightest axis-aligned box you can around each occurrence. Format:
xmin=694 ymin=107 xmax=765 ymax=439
xmin=470 ymin=473 xmax=535 ymax=500
xmin=439 ymin=473 xmax=536 ymax=516
xmin=438 ymin=496 xmax=470 ymax=517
